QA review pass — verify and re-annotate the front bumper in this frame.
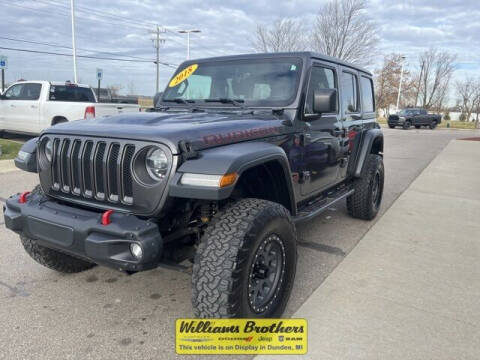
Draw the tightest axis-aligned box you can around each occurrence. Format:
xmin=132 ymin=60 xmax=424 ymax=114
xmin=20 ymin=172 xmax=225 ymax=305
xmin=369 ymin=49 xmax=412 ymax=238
xmin=3 ymin=192 xmax=162 ymax=272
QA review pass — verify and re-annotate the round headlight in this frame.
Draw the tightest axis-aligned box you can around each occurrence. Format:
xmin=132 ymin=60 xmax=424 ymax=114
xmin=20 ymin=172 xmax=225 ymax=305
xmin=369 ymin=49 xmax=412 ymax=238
xmin=145 ymin=147 xmax=169 ymax=180
xmin=45 ymin=139 xmax=53 ymax=162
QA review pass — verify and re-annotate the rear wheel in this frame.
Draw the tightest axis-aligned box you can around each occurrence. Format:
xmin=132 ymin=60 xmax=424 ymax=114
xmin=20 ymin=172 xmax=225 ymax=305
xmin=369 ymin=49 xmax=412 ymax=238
xmin=403 ymin=121 xmax=411 ymax=130
xmin=347 ymin=154 xmax=384 ymax=220
xmin=192 ymin=198 xmax=297 ymax=318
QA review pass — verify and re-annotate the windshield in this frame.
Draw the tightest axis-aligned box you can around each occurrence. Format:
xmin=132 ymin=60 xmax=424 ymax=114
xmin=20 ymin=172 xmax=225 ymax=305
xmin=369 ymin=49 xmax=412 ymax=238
xmin=162 ymin=57 xmax=303 ymax=107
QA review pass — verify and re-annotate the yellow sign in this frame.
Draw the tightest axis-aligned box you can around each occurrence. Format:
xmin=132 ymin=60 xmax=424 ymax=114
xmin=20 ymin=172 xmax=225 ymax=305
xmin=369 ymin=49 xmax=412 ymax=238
xmin=176 ymin=318 xmax=307 ymax=355
xmin=168 ymin=64 xmax=198 ymax=87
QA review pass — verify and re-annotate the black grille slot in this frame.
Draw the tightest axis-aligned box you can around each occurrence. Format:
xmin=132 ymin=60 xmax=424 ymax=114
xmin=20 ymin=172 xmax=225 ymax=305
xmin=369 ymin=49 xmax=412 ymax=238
xmin=51 ymin=138 xmax=61 ymax=190
xmin=122 ymin=145 xmax=135 ymax=204
xmin=94 ymin=142 xmax=107 ymax=200
xmin=82 ymin=141 xmax=94 ymax=197
xmin=70 ymin=140 xmax=82 ymax=195
xmin=107 ymin=144 xmax=120 ymax=202
xmin=60 ymin=139 xmax=71 ymax=192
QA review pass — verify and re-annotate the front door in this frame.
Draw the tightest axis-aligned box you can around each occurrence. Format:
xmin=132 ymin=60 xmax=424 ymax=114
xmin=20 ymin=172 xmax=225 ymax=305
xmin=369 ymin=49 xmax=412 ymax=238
xmin=300 ymin=63 xmax=342 ymax=196
xmin=1 ymin=83 xmax=41 ymax=133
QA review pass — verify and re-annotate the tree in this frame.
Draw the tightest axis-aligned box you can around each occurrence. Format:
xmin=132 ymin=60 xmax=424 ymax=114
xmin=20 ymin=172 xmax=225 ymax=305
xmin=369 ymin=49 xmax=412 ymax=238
xmin=311 ymin=0 xmax=378 ymax=66
xmin=107 ymin=84 xmax=123 ymax=97
xmin=374 ymin=54 xmax=414 ymax=116
xmin=252 ymin=19 xmax=306 ymax=53
xmin=413 ymin=48 xmax=456 ymax=110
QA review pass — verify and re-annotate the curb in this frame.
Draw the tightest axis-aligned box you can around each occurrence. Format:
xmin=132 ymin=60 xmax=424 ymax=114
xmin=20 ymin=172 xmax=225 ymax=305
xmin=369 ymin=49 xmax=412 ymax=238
xmin=0 ymin=160 xmax=17 ymax=174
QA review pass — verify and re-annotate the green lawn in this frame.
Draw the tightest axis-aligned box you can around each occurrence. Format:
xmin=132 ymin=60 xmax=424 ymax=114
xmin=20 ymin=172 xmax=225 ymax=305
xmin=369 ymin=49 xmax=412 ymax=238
xmin=0 ymin=139 xmax=23 ymax=160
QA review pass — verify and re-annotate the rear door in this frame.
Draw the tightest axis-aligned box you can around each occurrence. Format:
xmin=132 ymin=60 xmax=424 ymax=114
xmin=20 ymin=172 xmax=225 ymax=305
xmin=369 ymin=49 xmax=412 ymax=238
xmin=300 ymin=61 xmax=342 ymax=196
xmin=338 ymin=69 xmax=364 ymax=180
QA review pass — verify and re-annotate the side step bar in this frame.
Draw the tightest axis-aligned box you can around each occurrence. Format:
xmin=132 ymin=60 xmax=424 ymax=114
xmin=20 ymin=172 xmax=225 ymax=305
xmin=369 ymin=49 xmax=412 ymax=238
xmin=293 ymin=189 xmax=354 ymax=224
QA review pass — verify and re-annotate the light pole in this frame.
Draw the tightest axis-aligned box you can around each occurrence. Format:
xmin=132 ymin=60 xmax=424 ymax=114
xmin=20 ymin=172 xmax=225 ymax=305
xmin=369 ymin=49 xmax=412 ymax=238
xmin=396 ymin=55 xmax=406 ymax=113
xmin=70 ymin=0 xmax=78 ymax=83
xmin=178 ymin=29 xmax=201 ymax=59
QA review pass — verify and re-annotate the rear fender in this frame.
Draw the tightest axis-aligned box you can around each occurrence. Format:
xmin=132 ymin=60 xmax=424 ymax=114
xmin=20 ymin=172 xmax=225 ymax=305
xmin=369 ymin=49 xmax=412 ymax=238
xmin=354 ymin=129 xmax=383 ymax=178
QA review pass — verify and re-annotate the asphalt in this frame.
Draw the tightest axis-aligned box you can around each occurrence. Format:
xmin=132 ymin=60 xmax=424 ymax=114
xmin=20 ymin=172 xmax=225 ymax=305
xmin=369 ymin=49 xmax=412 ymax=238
xmin=257 ymin=138 xmax=480 ymax=360
xmin=0 ymin=128 xmax=479 ymax=359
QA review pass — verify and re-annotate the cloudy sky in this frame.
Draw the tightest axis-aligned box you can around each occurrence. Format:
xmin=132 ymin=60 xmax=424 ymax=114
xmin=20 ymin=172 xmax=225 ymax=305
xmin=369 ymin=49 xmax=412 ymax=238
xmin=1 ymin=0 xmax=479 ymax=98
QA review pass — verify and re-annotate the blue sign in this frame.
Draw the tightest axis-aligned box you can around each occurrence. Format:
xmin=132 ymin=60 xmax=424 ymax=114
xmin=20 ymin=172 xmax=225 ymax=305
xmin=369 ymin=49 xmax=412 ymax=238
xmin=0 ymin=55 xmax=7 ymax=70
xmin=96 ymin=68 xmax=103 ymax=80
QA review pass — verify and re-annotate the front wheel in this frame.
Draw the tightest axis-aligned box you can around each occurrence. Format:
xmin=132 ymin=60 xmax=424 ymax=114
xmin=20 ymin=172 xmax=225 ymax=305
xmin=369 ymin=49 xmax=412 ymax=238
xmin=347 ymin=154 xmax=384 ymax=220
xmin=192 ymin=199 xmax=297 ymax=318
xmin=415 ymin=125 xmax=421 ymax=129
xmin=429 ymin=121 xmax=437 ymax=129
xmin=388 ymin=124 xmax=395 ymax=129
xmin=403 ymin=121 xmax=411 ymax=130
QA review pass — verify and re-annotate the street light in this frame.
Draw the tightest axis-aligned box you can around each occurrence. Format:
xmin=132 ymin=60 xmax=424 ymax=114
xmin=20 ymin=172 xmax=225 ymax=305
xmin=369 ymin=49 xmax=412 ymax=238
xmin=396 ymin=55 xmax=406 ymax=113
xmin=177 ymin=29 xmax=201 ymax=59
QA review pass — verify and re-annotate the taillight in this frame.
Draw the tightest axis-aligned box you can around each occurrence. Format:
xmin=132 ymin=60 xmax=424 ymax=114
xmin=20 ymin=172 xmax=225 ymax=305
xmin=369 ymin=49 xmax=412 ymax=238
xmin=84 ymin=106 xmax=95 ymax=119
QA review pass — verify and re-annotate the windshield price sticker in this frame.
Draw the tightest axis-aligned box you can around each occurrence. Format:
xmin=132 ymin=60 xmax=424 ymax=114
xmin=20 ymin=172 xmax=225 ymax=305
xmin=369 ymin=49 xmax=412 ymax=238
xmin=169 ymin=64 xmax=198 ymax=87
xmin=176 ymin=318 xmax=307 ymax=355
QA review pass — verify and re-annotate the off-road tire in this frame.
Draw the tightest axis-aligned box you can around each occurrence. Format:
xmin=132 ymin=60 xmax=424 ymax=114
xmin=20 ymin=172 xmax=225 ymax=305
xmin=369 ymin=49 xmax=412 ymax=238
xmin=19 ymin=185 xmax=96 ymax=273
xmin=429 ymin=121 xmax=437 ymax=129
xmin=347 ymin=154 xmax=384 ymax=220
xmin=192 ymin=198 xmax=297 ymax=318
xmin=388 ymin=124 xmax=395 ymax=129
xmin=403 ymin=121 xmax=411 ymax=130
xmin=415 ymin=125 xmax=421 ymax=129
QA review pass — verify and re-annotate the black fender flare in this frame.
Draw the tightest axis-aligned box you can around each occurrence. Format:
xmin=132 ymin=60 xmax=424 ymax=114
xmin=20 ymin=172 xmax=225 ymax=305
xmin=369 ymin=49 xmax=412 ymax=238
xmin=14 ymin=137 xmax=38 ymax=173
xmin=354 ymin=129 xmax=383 ymax=178
xmin=168 ymin=142 xmax=296 ymax=214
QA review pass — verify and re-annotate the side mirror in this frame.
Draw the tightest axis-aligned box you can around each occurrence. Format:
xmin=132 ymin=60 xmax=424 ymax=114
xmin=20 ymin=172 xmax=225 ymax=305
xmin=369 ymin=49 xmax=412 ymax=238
xmin=313 ymin=88 xmax=337 ymax=115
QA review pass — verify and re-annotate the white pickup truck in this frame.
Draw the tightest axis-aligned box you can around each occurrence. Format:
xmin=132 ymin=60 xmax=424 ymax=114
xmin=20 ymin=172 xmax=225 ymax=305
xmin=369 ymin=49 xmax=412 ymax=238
xmin=0 ymin=81 xmax=140 ymax=135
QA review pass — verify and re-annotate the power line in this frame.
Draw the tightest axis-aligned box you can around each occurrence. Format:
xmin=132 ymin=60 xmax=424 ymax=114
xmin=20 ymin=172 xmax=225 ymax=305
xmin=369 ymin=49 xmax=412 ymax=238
xmin=0 ymin=46 xmax=178 ymax=67
xmin=0 ymin=35 xmax=156 ymax=61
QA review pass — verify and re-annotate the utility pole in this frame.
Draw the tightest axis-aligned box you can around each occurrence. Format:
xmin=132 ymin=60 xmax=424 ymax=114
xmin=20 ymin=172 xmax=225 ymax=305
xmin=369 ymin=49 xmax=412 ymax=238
xmin=396 ymin=56 xmax=406 ymax=113
xmin=178 ymin=29 xmax=201 ymax=59
xmin=70 ymin=0 xmax=78 ymax=83
xmin=151 ymin=26 xmax=165 ymax=93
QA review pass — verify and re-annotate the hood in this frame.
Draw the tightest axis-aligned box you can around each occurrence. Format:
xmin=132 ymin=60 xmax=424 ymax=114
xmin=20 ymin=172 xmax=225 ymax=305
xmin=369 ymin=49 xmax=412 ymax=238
xmin=43 ymin=111 xmax=291 ymax=154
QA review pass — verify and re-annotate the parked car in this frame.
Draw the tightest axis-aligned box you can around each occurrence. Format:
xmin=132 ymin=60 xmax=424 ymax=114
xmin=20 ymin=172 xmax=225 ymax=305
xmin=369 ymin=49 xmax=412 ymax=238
xmin=0 ymin=81 xmax=140 ymax=135
xmin=388 ymin=108 xmax=441 ymax=129
xmin=5 ymin=52 xmax=384 ymax=318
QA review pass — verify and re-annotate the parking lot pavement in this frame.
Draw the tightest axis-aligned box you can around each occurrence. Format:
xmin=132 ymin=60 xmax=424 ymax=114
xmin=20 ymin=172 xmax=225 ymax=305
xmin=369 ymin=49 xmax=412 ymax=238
xmin=0 ymin=128 xmax=479 ymax=359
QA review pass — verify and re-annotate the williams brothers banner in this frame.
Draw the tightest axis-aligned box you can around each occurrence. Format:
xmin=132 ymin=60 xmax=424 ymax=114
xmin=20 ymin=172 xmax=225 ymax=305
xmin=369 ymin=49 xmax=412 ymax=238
xmin=176 ymin=318 xmax=307 ymax=355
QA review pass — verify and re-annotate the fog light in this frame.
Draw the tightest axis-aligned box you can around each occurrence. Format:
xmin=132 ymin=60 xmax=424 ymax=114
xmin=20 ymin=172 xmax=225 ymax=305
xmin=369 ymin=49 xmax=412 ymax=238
xmin=130 ymin=243 xmax=143 ymax=260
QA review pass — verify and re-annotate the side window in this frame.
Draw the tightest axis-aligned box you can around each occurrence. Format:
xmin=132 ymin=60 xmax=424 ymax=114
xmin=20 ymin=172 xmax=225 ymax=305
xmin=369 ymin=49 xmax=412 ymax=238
xmin=22 ymin=84 xmax=42 ymax=100
xmin=4 ymin=84 xmax=24 ymax=100
xmin=305 ymin=66 xmax=336 ymax=114
xmin=421 ymin=109 xmax=427 ymax=115
xmin=341 ymin=72 xmax=359 ymax=113
xmin=360 ymin=76 xmax=374 ymax=112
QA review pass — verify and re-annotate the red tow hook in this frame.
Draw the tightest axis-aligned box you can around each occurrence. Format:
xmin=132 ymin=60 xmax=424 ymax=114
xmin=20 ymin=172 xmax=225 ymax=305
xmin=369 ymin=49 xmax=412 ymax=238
xmin=19 ymin=191 xmax=31 ymax=204
xmin=101 ymin=210 xmax=114 ymax=226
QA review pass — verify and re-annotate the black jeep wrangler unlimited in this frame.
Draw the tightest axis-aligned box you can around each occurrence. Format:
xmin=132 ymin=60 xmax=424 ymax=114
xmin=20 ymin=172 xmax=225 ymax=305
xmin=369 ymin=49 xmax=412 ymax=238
xmin=3 ymin=52 xmax=384 ymax=318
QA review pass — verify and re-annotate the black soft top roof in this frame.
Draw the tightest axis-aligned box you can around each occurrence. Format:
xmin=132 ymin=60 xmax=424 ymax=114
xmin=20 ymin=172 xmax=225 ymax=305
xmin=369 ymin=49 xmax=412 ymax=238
xmin=185 ymin=51 xmax=372 ymax=77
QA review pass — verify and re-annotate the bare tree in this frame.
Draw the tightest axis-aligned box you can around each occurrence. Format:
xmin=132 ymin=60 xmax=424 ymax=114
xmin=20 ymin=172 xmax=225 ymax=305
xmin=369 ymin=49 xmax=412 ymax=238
xmin=456 ymin=77 xmax=480 ymax=123
xmin=414 ymin=48 xmax=456 ymax=110
xmin=252 ymin=18 xmax=306 ymax=53
xmin=311 ymin=0 xmax=378 ymax=66
xmin=107 ymin=84 xmax=123 ymax=97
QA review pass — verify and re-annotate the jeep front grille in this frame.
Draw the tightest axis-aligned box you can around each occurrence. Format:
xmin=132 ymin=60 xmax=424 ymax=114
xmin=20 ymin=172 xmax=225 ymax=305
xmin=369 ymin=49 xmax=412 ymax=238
xmin=50 ymin=137 xmax=135 ymax=206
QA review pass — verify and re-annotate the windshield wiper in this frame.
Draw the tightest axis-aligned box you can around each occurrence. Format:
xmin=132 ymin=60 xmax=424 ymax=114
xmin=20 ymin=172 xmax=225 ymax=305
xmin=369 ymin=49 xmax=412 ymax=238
xmin=204 ymin=98 xmax=249 ymax=110
xmin=163 ymin=98 xmax=202 ymax=112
